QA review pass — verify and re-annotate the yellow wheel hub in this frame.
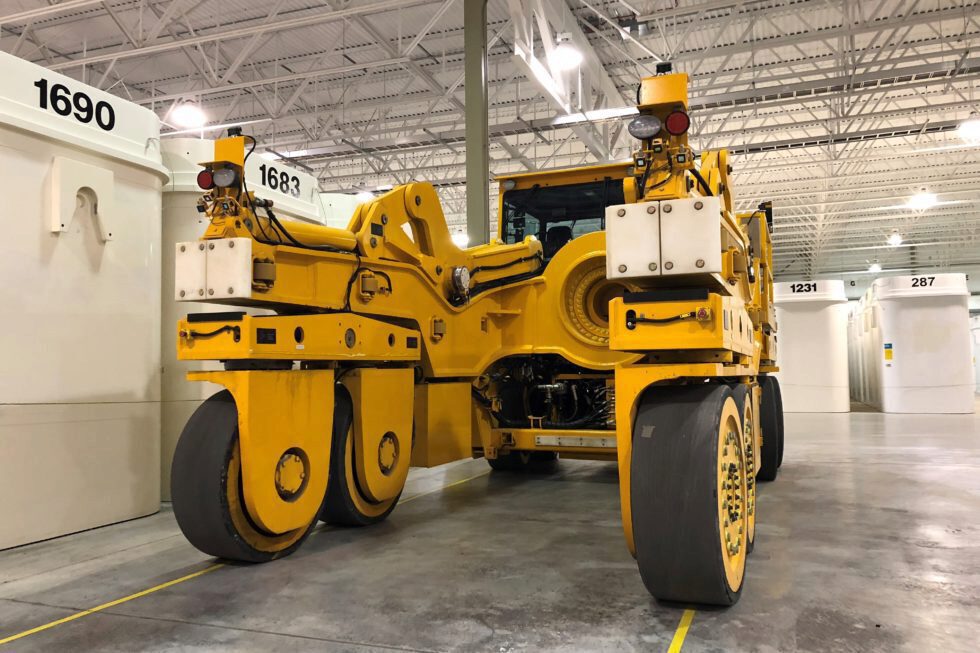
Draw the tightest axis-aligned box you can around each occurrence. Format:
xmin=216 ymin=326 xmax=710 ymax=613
xmin=275 ymin=449 xmax=308 ymax=500
xmin=717 ymin=403 xmax=747 ymax=590
xmin=741 ymin=403 xmax=757 ymax=543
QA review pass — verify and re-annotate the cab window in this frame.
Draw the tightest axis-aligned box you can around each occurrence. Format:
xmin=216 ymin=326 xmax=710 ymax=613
xmin=501 ymin=178 xmax=625 ymax=259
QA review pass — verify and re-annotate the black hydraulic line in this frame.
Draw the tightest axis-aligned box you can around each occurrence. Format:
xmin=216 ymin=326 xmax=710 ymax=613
xmin=472 ymin=389 xmax=609 ymax=430
xmin=470 ymin=253 xmax=543 ymax=276
xmin=690 ymin=167 xmax=713 ymax=196
xmin=452 ymin=263 xmax=545 ymax=307
xmin=185 ymin=325 xmax=240 ymax=339
xmin=264 ymin=207 xmax=352 ymax=254
xmin=626 ymin=311 xmax=697 ymax=329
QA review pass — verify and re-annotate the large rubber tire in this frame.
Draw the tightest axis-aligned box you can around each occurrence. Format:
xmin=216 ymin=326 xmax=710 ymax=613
xmin=320 ymin=386 xmax=401 ymax=526
xmin=171 ymin=390 xmax=317 ymax=562
xmin=757 ymin=377 xmax=781 ymax=482
xmin=632 ymin=384 xmax=748 ymax=606
xmin=487 ymin=450 xmax=559 ymax=473
xmin=774 ymin=377 xmax=785 ymax=468
xmin=730 ymin=384 xmax=757 ymax=553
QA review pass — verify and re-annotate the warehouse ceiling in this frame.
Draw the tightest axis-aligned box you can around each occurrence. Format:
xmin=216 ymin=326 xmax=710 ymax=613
xmin=3 ymin=0 xmax=979 ymax=279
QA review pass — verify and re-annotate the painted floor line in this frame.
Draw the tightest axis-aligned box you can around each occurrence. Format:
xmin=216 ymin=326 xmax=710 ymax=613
xmin=667 ymin=609 xmax=696 ymax=652
xmin=0 ymin=565 xmax=222 ymax=647
xmin=0 ymin=469 xmax=491 ymax=647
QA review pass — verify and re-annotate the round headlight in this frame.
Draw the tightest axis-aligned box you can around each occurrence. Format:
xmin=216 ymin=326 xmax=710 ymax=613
xmin=451 ymin=266 xmax=471 ymax=294
xmin=212 ymin=167 xmax=239 ymax=188
xmin=627 ymin=114 xmax=662 ymax=140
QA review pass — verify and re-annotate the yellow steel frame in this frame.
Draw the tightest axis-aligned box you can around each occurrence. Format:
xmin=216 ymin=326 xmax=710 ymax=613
xmin=174 ymin=71 xmax=777 ymax=551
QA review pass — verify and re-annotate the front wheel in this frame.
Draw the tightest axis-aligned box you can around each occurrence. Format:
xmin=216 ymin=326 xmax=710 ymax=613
xmin=171 ymin=391 xmax=317 ymax=562
xmin=631 ymin=384 xmax=748 ymax=606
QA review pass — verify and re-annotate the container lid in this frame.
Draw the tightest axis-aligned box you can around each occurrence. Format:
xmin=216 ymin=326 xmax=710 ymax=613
xmin=871 ymin=273 xmax=968 ymax=299
xmin=774 ymin=280 xmax=847 ymax=304
xmin=162 ymin=138 xmax=324 ymax=224
xmin=0 ymin=51 xmax=167 ymax=178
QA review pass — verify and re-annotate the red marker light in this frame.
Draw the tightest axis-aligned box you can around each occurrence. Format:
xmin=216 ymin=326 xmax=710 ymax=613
xmin=197 ymin=169 xmax=215 ymax=190
xmin=665 ymin=110 xmax=691 ymax=135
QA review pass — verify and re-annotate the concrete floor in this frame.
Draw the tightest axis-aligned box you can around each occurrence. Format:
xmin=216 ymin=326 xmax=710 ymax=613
xmin=1 ymin=407 xmax=978 ymax=652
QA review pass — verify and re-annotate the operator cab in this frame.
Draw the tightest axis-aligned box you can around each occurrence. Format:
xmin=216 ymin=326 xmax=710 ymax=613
xmin=498 ymin=162 xmax=631 ymax=261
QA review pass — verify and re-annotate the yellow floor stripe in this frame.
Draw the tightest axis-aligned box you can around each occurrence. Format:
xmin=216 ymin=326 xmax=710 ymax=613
xmin=667 ymin=609 xmax=696 ymax=653
xmin=399 ymin=470 xmax=490 ymax=505
xmin=0 ymin=468 xmax=491 ymax=647
xmin=0 ymin=564 xmax=223 ymax=647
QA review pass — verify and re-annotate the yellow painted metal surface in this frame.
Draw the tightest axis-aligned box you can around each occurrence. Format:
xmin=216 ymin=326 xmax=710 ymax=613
xmin=608 ymin=294 xmax=755 ymax=356
xmin=341 ymin=368 xmax=414 ymax=502
xmin=177 ymin=313 xmax=421 ymax=362
xmin=638 ymin=72 xmax=689 ymax=109
xmin=188 ymin=369 xmax=332 ymax=534
xmin=213 ymin=135 xmax=246 ymax=168
xmin=412 ymin=383 xmax=474 ymax=467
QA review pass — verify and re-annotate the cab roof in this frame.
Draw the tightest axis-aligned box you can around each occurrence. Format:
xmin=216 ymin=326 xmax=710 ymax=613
xmin=497 ymin=161 xmax=632 ymax=189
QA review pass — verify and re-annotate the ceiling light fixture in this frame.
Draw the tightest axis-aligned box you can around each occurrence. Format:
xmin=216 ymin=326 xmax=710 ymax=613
xmin=887 ymin=232 xmax=903 ymax=247
xmin=355 ymin=190 xmax=375 ymax=203
xmin=868 ymin=262 xmax=882 ymax=274
xmin=550 ymin=34 xmax=583 ymax=72
xmin=906 ymin=190 xmax=937 ymax=211
xmin=956 ymin=112 xmax=980 ymax=143
xmin=169 ymin=102 xmax=207 ymax=129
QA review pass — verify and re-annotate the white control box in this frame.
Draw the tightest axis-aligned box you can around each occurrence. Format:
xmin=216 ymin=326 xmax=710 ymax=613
xmin=605 ymin=200 xmax=661 ymax=279
xmin=206 ymin=237 xmax=253 ymax=299
xmin=659 ymin=196 xmax=722 ymax=276
xmin=606 ymin=196 xmax=722 ymax=280
xmin=175 ymin=237 xmax=253 ymax=301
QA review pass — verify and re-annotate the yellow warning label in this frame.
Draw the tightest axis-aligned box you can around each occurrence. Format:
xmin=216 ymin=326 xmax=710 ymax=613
xmin=884 ymin=349 xmax=893 ymax=360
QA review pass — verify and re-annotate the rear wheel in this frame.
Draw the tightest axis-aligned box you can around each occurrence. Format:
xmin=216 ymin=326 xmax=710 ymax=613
xmin=774 ymin=378 xmax=785 ymax=468
xmin=171 ymin=391 xmax=317 ymax=562
xmin=757 ymin=377 xmax=781 ymax=482
xmin=320 ymin=387 xmax=401 ymax=526
xmin=631 ymin=384 xmax=747 ymax=606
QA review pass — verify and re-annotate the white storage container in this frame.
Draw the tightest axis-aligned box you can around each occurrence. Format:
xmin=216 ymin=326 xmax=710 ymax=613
xmin=970 ymin=315 xmax=979 ymax=394
xmin=318 ymin=191 xmax=361 ymax=229
xmin=849 ymin=274 xmax=974 ymax=413
xmin=0 ymin=51 xmax=168 ymax=548
xmin=160 ymin=139 xmax=324 ymax=498
xmin=774 ymin=280 xmax=850 ymax=412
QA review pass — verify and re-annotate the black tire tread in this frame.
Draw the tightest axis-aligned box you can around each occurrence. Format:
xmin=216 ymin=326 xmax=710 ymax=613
xmin=631 ymin=384 xmax=743 ymax=606
xmin=171 ymin=390 xmax=315 ymax=562
xmin=757 ymin=377 xmax=780 ymax=482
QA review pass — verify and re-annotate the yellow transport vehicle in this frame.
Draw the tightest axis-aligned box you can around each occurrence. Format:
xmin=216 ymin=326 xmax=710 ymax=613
xmin=169 ymin=71 xmax=784 ymax=606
